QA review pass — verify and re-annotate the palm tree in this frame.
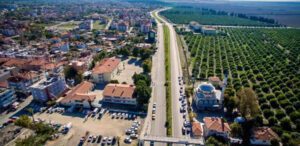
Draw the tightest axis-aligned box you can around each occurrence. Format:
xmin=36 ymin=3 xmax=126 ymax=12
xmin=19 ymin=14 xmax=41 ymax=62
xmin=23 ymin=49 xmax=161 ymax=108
xmin=27 ymin=108 xmax=35 ymax=123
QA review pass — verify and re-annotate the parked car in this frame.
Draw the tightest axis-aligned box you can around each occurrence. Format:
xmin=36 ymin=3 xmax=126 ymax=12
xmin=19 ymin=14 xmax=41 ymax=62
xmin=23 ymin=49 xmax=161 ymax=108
xmin=87 ymin=135 xmax=93 ymax=142
xmin=124 ymin=137 xmax=132 ymax=143
xmin=97 ymin=135 xmax=102 ymax=143
xmin=107 ymin=137 xmax=113 ymax=145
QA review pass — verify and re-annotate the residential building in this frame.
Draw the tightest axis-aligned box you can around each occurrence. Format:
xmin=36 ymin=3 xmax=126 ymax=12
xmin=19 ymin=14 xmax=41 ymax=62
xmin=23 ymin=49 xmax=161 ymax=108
xmin=140 ymin=21 xmax=152 ymax=33
xmin=102 ymin=84 xmax=136 ymax=105
xmin=0 ymin=88 xmax=17 ymax=110
xmin=69 ymin=60 xmax=87 ymax=73
xmin=117 ymin=21 xmax=129 ymax=32
xmin=208 ymin=76 xmax=222 ymax=89
xmin=193 ymin=82 xmax=222 ymax=110
xmin=30 ymin=75 xmax=66 ymax=102
xmin=51 ymin=42 xmax=70 ymax=52
xmin=192 ymin=121 xmax=203 ymax=138
xmin=92 ymin=57 xmax=121 ymax=83
xmin=201 ymin=26 xmax=218 ymax=35
xmin=0 ymin=67 xmax=18 ymax=82
xmin=250 ymin=127 xmax=279 ymax=145
xmin=79 ymin=20 xmax=93 ymax=31
xmin=59 ymin=81 xmax=96 ymax=109
xmin=147 ymin=30 xmax=156 ymax=43
xmin=203 ymin=117 xmax=231 ymax=138
xmin=7 ymin=71 xmax=40 ymax=94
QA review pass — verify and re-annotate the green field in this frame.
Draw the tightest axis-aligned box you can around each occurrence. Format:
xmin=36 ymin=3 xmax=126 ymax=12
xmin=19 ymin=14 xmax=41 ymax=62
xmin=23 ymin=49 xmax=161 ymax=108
xmin=93 ymin=20 xmax=106 ymax=30
xmin=163 ymin=25 xmax=172 ymax=137
xmin=184 ymin=28 xmax=300 ymax=138
xmin=160 ymin=7 xmax=276 ymax=26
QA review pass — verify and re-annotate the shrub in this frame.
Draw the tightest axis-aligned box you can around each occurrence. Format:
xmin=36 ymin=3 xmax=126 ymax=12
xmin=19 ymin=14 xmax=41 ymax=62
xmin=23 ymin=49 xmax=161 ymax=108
xmin=269 ymin=98 xmax=279 ymax=108
xmin=275 ymin=109 xmax=285 ymax=120
xmin=263 ymin=109 xmax=274 ymax=118
xmin=289 ymin=111 xmax=300 ymax=122
xmin=268 ymin=116 xmax=278 ymax=126
xmin=280 ymin=118 xmax=292 ymax=131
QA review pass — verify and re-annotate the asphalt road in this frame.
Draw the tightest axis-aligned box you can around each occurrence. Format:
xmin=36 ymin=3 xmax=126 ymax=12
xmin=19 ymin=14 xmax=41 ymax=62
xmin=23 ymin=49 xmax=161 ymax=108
xmin=155 ymin=9 xmax=188 ymax=140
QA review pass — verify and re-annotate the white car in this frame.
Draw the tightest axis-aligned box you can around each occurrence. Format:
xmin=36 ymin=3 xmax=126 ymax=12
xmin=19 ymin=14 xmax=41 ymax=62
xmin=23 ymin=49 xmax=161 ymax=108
xmin=124 ymin=137 xmax=132 ymax=143
xmin=107 ymin=137 xmax=113 ymax=145
xmin=102 ymin=137 xmax=108 ymax=144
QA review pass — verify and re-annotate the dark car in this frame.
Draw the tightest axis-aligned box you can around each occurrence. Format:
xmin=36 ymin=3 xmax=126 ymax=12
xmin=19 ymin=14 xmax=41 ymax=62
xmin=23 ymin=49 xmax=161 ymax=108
xmin=97 ymin=135 xmax=102 ymax=143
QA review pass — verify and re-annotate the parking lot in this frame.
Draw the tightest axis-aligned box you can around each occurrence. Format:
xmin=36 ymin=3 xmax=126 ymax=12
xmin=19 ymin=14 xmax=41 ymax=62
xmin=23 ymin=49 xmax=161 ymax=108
xmin=112 ymin=58 xmax=143 ymax=84
xmin=34 ymin=107 xmax=143 ymax=146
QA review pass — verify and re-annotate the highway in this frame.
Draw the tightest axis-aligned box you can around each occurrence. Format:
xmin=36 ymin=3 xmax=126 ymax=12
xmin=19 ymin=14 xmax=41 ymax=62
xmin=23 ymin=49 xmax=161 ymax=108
xmin=155 ymin=9 xmax=188 ymax=140
xmin=139 ymin=11 xmax=167 ymax=146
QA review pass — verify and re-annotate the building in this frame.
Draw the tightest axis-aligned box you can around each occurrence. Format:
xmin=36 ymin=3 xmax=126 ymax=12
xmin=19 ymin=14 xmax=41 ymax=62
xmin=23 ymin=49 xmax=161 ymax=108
xmin=192 ymin=121 xmax=203 ymax=138
xmin=208 ymin=76 xmax=222 ymax=89
xmin=0 ymin=88 xmax=17 ymax=110
xmin=51 ymin=42 xmax=70 ymax=52
xmin=0 ymin=67 xmax=18 ymax=82
xmin=140 ymin=21 xmax=152 ymax=33
xmin=69 ymin=60 xmax=87 ymax=73
xmin=117 ymin=21 xmax=129 ymax=32
xmin=201 ymin=26 xmax=218 ymax=35
xmin=102 ymin=84 xmax=136 ymax=105
xmin=79 ymin=20 xmax=93 ymax=31
xmin=203 ymin=117 xmax=231 ymax=138
xmin=194 ymin=82 xmax=222 ymax=110
xmin=59 ymin=81 xmax=96 ymax=109
xmin=30 ymin=75 xmax=66 ymax=102
xmin=250 ymin=127 xmax=279 ymax=145
xmin=189 ymin=21 xmax=201 ymax=32
xmin=92 ymin=57 xmax=121 ymax=83
xmin=147 ymin=30 xmax=156 ymax=43
xmin=7 ymin=72 xmax=40 ymax=94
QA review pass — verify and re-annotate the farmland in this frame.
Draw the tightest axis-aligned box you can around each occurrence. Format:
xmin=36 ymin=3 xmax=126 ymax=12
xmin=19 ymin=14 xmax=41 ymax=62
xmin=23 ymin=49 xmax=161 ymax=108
xmin=160 ymin=7 xmax=277 ymax=26
xmin=184 ymin=28 xmax=300 ymax=135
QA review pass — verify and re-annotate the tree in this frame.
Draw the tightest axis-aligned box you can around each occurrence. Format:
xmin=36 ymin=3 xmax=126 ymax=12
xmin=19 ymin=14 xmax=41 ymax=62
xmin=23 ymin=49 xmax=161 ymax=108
xmin=135 ymin=80 xmax=151 ymax=105
xmin=270 ymin=138 xmax=280 ymax=146
xmin=64 ymin=66 xmax=82 ymax=85
xmin=15 ymin=115 xmax=32 ymax=128
xmin=205 ymin=137 xmax=226 ymax=146
xmin=132 ymin=73 xmax=151 ymax=86
xmin=142 ymin=59 xmax=152 ymax=73
xmin=280 ymin=118 xmax=292 ymax=131
xmin=27 ymin=108 xmax=35 ymax=124
xmin=237 ymin=88 xmax=260 ymax=119
xmin=230 ymin=123 xmax=243 ymax=138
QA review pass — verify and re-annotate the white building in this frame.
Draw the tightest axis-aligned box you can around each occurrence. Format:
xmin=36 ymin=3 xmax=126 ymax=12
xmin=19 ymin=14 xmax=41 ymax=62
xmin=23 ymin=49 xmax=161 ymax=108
xmin=194 ymin=82 xmax=222 ymax=110
xmin=102 ymin=84 xmax=136 ymax=105
xmin=92 ymin=57 xmax=121 ymax=83
xmin=140 ymin=22 xmax=152 ymax=33
xmin=59 ymin=81 xmax=96 ymax=109
xmin=31 ymin=75 xmax=66 ymax=102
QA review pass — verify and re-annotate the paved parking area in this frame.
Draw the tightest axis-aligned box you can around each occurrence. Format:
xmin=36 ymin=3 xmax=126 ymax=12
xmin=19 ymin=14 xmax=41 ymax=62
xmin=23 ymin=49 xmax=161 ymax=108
xmin=35 ymin=110 xmax=142 ymax=146
xmin=112 ymin=58 xmax=143 ymax=84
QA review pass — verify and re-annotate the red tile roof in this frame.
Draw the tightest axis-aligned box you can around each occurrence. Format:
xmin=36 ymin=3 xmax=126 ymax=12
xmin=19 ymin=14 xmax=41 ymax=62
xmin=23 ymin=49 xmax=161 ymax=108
xmin=192 ymin=122 xmax=203 ymax=137
xmin=103 ymin=84 xmax=135 ymax=99
xmin=209 ymin=76 xmax=221 ymax=82
xmin=60 ymin=81 xmax=96 ymax=103
xmin=253 ymin=127 xmax=279 ymax=141
xmin=203 ymin=117 xmax=231 ymax=133
xmin=92 ymin=58 xmax=120 ymax=74
xmin=3 ymin=58 xmax=30 ymax=68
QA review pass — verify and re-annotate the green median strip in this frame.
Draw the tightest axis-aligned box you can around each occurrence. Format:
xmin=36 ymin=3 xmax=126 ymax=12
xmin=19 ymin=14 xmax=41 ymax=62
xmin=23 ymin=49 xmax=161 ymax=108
xmin=163 ymin=24 xmax=172 ymax=137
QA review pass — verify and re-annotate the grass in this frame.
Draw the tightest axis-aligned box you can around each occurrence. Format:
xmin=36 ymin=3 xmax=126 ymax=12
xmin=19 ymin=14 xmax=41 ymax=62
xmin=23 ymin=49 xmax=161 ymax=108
xmin=152 ymin=11 xmax=163 ymax=23
xmin=93 ymin=20 xmax=106 ymax=30
xmin=58 ymin=22 xmax=78 ymax=30
xmin=163 ymin=24 xmax=172 ymax=137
